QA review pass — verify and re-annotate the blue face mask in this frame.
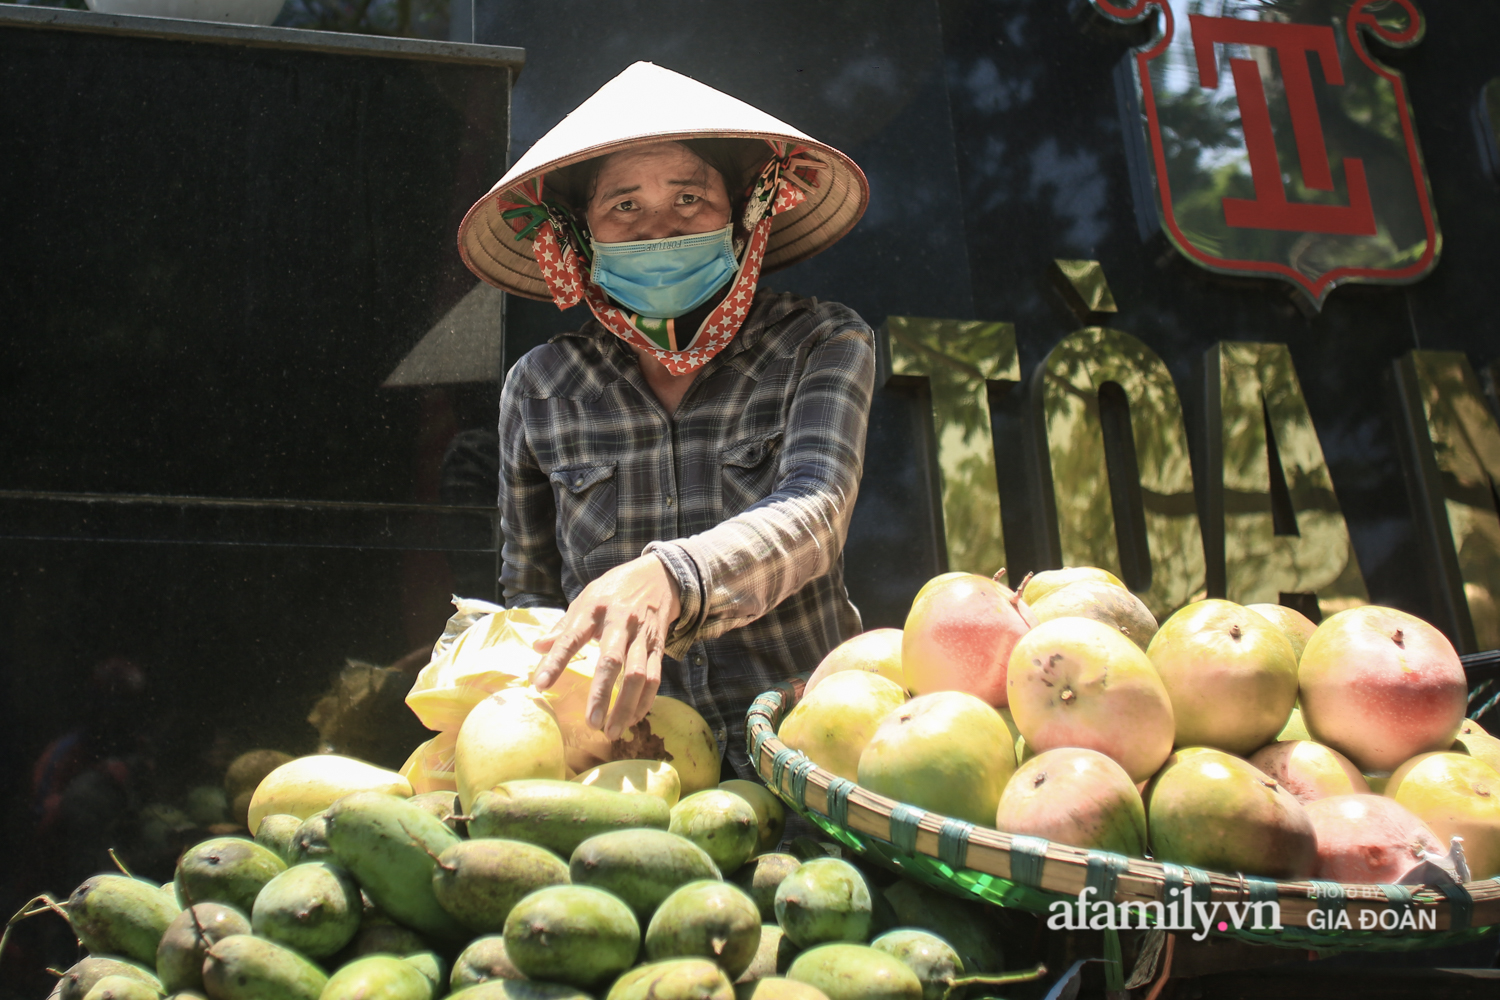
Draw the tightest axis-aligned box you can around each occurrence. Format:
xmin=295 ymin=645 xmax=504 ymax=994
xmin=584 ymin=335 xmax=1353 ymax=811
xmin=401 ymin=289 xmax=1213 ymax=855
xmin=589 ymin=225 xmax=738 ymax=319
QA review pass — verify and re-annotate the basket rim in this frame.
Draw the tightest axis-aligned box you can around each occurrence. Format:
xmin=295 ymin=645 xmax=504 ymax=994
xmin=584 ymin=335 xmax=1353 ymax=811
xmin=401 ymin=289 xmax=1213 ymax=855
xmin=746 ymin=676 xmax=1500 ymax=941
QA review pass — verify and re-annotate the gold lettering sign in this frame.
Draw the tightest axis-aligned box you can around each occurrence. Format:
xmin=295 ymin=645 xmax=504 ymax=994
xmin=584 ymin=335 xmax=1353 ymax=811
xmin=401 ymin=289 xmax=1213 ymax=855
xmin=1036 ymin=326 xmax=1205 ymax=619
xmin=884 ymin=317 xmax=1019 ymax=575
xmin=1207 ymin=342 xmax=1368 ymax=617
xmin=1401 ymin=351 xmax=1500 ymax=651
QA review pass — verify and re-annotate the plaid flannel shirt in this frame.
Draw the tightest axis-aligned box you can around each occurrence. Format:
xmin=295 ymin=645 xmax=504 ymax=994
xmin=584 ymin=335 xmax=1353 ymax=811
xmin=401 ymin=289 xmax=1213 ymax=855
xmin=498 ymin=290 xmax=874 ymax=777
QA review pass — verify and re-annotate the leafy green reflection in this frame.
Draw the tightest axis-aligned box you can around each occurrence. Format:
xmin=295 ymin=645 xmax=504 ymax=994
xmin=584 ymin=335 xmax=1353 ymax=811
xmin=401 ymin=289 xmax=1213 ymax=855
xmin=1039 ymin=327 xmax=1205 ymax=618
xmin=1412 ymin=352 xmax=1500 ymax=650
xmin=886 ymin=317 xmax=1019 ymax=576
xmin=1216 ymin=342 xmax=1368 ymax=615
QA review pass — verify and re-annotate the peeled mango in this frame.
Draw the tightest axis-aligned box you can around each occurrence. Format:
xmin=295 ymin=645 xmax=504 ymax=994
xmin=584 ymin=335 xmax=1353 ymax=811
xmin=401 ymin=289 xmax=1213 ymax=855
xmin=455 ymin=688 xmax=567 ymax=811
xmin=786 ymin=944 xmax=922 ymax=1000
xmin=502 ymin=885 xmax=641 ymax=991
xmin=324 ymin=791 xmax=467 ymax=942
xmin=644 ymin=880 xmax=762 ymax=979
xmin=431 ymin=838 xmax=571 ymax=933
xmin=719 ymin=780 xmax=786 ymax=857
xmin=607 ymin=960 xmax=735 ymax=1000
xmin=65 ymin=874 xmax=180 ymax=966
xmin=251 ymin=862 xmax=361 ymax=958
xmin=247 ymin=755 xmax=411 ymax=833
xmin=1146 ymin=748 xmax=1317 ymax=879
xmin=201 ymin=934 xmax=327 ymax=1000
xmin=570 ymin=828 xmax=721 ymax=924
xmin=156 ymin=903 xmax=250 ymax=994
xmin=778 ymin=672 xmax=908 ymax=782
xmin=321 ymin=956 xmax=434 ymax=1000
xmin=174 ymin=838 xmax=286 ymax=914
xmin=564 ymin=696 xmax=722 ymax=797
xmin=575 ymin=760 xmax=683 ymax=807
xmin=773 ymin=858 xmax=871 ymax=949
xmin=857 ymin=690 xmax=1016 ymax=828
xmin=871 ymin=930 xmax=963 ymax=1000
xmin=670 ymin=790 xmax=760 ymax=874
xmin=58 ymin=959 xmax=162 ymax=1000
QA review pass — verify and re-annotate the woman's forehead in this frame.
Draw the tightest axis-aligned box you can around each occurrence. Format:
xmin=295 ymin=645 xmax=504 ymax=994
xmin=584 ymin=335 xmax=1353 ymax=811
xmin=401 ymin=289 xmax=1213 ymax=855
xmin=591 ymin=143 xmax=718 ymax=195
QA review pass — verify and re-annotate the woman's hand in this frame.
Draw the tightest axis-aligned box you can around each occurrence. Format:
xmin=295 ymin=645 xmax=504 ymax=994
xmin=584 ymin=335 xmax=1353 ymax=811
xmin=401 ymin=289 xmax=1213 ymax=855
xmin=532 ymin=554 xmax=681 ymax=739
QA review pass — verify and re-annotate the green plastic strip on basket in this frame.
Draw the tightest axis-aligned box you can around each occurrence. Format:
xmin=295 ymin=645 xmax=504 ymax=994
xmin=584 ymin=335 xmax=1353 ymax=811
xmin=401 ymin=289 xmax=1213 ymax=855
xmin=887 ymin=803 xmax=925 ymax=855
xmin=770 ymin=747 xmax=804 ymax=794
xmin=1309 ymin=880 xmax=1345 ymax=921
xmin=1008 ymin=835 xmax=1049 ymax=888
xmin=1245 ymin=876 xmax=1279 ymax=903
xmin=937 ymin=818 xmax=973 ymax=870
xmin=825 ymin=776 xmax=855 ymax=829
xmin=1086 ymin=851 xmax=1130 ymax=901
xmin=787 ymin=755 xmax=818 ymax=811
xmin=1436 ymin=880 xmax=1473 ymax=931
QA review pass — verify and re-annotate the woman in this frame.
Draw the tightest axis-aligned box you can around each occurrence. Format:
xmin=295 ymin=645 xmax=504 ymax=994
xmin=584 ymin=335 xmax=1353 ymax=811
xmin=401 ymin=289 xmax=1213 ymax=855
xmin=458 ymin=62 xmax=872 ymax=778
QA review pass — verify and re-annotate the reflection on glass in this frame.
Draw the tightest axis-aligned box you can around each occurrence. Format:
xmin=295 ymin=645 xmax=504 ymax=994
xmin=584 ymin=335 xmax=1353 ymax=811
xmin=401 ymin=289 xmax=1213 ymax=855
xmin=1411 ymin=351 xmax=1500 ymax=651
xmin=885 ymin=316 xmax=1019 ymax=576
xmin=1037 ymin=326 xmax=1205 ymax=619
xmin=1053 ymin=258 xmax=1120 ymax=319
xmin=1214 ymin=341 xmax=1368 ymax=615
xmin=1098 ymin=0 xmax=1439 ymax=305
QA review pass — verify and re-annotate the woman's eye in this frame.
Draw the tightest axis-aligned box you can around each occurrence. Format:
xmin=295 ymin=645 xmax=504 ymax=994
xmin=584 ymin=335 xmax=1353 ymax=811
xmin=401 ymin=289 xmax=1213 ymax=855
xmin=614 ymin=200 xmax=636 ymax=212
xmin=678 ymin=193 xmax=699 ymax=205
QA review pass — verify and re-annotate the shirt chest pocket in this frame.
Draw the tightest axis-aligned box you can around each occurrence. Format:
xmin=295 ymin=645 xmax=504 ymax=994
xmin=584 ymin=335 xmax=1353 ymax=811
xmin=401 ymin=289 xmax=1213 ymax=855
xmin=549 ymin=462 xmax=618 ymax=557
xmin=720 ymin=431 xmax=783 ymax=517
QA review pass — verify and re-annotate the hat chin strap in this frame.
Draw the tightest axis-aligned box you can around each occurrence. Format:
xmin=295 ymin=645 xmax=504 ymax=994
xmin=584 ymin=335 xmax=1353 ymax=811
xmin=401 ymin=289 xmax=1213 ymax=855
xmin=518 ymin=141 xmax=818 ymax=375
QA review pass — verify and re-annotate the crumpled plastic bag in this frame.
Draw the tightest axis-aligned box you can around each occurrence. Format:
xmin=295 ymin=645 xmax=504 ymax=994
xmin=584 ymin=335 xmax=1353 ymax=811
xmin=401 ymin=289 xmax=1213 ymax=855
xmin=405 ymin=601 xmax=602 ymax=734
xmin=399 ymin=730 xmax=458 ymax=795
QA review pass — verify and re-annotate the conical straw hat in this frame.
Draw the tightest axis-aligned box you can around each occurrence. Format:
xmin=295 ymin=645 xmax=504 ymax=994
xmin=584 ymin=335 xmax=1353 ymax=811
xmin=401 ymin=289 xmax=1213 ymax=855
xmin=458 ymin=61 xmax=869 ymax=300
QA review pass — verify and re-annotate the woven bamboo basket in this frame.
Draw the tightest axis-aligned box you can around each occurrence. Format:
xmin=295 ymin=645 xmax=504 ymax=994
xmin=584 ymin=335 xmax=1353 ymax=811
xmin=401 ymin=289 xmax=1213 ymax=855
xmin=747 ymin=675 xmax=1500 ymax=951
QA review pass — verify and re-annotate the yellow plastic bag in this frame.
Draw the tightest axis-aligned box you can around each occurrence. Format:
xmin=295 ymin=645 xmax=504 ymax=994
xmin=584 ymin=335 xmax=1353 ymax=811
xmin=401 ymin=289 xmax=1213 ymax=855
xmin=399 ymin=730 xmax=458 ymax=794
xmin=405 ymin=605 xmax=602 ymax=733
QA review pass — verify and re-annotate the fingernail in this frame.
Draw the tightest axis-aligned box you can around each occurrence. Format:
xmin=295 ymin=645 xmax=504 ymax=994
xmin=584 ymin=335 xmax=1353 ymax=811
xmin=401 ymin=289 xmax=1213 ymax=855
xmin=588 ymin=708 xmax=603 ymax=729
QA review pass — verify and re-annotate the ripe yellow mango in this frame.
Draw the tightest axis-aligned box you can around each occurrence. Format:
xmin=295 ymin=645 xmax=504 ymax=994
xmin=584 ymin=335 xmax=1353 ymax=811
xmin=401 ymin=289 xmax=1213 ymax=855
xmin=247 ymin=755 xmax=410 ymax=834
xmin=455 ymin=688 xmax=567 ymax=811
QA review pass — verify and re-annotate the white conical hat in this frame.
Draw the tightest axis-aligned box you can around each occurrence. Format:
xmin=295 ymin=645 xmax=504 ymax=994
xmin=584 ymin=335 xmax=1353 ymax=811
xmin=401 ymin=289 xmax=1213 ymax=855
xmin=458 ymin=61 xmax=869 ymax=300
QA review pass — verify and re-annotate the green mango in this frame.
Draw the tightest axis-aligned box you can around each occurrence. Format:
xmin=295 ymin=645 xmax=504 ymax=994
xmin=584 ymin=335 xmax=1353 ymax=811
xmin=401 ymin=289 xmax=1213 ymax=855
xmin=166 ymin=993 xmax=209 ymax=1000
xmin=201 ymin=934 xmax=327 ymax=1000
xmin=772 ymin=859 xmax=871 ymax=949
xmin=173 ymin=838 xmax=286 ymax=913
xmin=449 ymin=936 xmax=522 ymax=990
xmin=431 ymin=838 xmax=570 ymax=933
xmin=322 ymin=956 xmax=434 ymax=1000
xmin=324 ymin=792 xmax=466 ymax=943
xmin=502 ymin=885 xmax=639 ymax=990
xmin=447 ymin=984 xmax=590 ymax=1000
xmin=645 ymin=881 xmax=762 ymax=980
xmin=402 ymin=952 xmax=446 ymax=996
xmin=879 ymin=882 xmax=1001 ymax=975
xmin=57 ymin=958 xmax=162 ymax=1000
xmin=469 ymin=780 xmax=670 ymax=858
xmin=871 ymin=931 xmax=962 ymax=1000
xmin=82 ymin=975 xmax=161 ymax=1000
xmin=606 ymin=960 xmax=734 ymax=1000
xmin=668 ymin=791 xmax=759 ymax=875
xmin=346 ymin=920 xmax=429 ymax=957
xmin=288 ymin=812 xmax=333 ymax=865
xmin=786 ymin=944 xmax=922 ymax=1000
xmin=254 ymin=815 xmax=304 ymax=865
xmin=569 ymin=829 xmax=720 ymax=923
xmin=734 ymin=926 xmax=798 ymax=985
xmin=734 ymin=980 xmax=828 ymax=1000
xmin=407 ymin=792 xmax=463 ymax=834
xmin=250 ymin=862 xmax=361 ymax=958
xmin=156 ymin=903 xmax=250 ymax=994
xmin=65 ymin=874 xmax=181 ymax=966
xmin=730 ymin=855 xmax=800 ymax=922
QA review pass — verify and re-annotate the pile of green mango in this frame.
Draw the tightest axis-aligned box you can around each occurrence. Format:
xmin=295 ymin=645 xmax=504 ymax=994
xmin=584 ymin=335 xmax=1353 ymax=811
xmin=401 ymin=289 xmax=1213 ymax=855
xmin=43 ymin=775 xmax=1016 ymax=1000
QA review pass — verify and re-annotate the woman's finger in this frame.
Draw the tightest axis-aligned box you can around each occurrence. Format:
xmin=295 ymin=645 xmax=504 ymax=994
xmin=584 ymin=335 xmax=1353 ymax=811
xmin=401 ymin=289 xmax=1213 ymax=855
xmin=587 ymin=612 xmax=635 ymax=729
xmin=606 ymin=637 xmax=649 ymax=740
xmin=534 ymin=607 xmax=601 ymax=689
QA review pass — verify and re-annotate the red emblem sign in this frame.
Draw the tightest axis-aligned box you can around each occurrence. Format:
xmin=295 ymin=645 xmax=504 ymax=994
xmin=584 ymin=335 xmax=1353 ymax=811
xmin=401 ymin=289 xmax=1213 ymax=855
xmin=1092 ymin=0 xmax=1440 ymax=307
